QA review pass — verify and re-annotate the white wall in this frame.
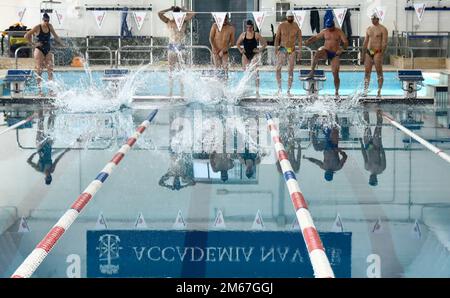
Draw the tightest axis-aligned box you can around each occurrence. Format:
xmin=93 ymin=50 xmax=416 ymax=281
xmin=2 ymin=0 xmax=450 ymax=39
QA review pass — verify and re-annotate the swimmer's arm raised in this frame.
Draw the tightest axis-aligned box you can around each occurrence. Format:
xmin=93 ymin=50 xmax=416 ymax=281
xmin=158 ymin=7 xmax=172 ymax=23
xmin=181 ymin=7 xmax=196 ymax=21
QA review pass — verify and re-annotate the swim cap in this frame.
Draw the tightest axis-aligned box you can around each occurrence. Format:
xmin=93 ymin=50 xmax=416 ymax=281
xmin=286 ymin=10 xmax=294 ymax=17
xmin=246 ymin=19 xmax=254 ymax=26
xmin=371 ymin=13 xmax=380 ymax=19
xmin=324 ymin=170 xmax=334 ymax=181
xmin=43 ymin=13 xmax=50 ymax=20
xmin=325 ymin=18 xmax=335 ymax=28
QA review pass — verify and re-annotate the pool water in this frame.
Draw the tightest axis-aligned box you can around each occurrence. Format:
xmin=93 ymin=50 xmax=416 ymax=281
xmin=1 ymin=103 xmax=450 ymax=278
xmin=1 ymin=71 xmax=439 ymax=97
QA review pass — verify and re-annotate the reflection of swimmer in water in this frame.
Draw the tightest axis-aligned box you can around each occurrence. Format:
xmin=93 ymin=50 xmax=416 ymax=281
xmin=360 ymin=110 xmax=386 ymax=186
xmin=27 ymin=111 xmax=70 ymax=185
xmin=210 ymin=151 xmax=234 ymax=182
xmin=159 ymin=152 xmax=195 ymax=191
xmin=303 ymin=123 xmax=347 ymax=181
xmin=238 ymin=145 xmax=261 ymax=179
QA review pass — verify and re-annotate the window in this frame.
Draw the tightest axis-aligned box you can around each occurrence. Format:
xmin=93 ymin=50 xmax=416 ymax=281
xmin=276 ymin=2 xmax=291 ymax=22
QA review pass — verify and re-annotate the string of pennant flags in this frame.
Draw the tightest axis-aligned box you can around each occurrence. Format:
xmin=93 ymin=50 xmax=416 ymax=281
xmin=15 ymin=211 xmax=422 ymax=239
xmin=12 ymin=5 xmax=429 ymax=31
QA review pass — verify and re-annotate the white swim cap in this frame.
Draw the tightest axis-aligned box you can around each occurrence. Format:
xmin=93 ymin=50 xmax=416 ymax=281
xmin=286 ymin=10 xmax=294 ymax=17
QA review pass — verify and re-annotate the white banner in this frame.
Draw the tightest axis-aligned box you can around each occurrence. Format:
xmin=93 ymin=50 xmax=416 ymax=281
xmin=252 ymin=11 xmax=265 ymax=31
xmin=414 ymin=3 xmax=426 ymax=22
xmin=133 ymin=11 xmax=147 ymax=31
xmin=54 ymin=10 xmax=64 ymax=25
xmin=92 ymin=11 xmax=107 ymax=29
xmin=375 ymin=6 xmax=386 ymax=23
xmin=172 ymin=12 xmax=187 ymax=31
xmin=293 ymin=10 xmax=307 ymax=28
xmin=333 ymin=8 xmax=348 ymax=28
xmin=212 ymin=12 xmax=227 ymax=32
xmin=16 ymin=7 xmax=26 ymax=22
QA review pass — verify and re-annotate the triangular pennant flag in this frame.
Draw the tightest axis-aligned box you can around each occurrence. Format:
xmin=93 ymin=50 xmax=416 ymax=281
xmin=54 ymin=10 xmax=64 ymax=25
xmin=134 ymin=212 xmax=147 ymax=229
xmin=172 ymin=12 xmax=187 ymax=31
xmin=133 ymin=11 xmax=147 ymax=31
xmin=410 ymin=219 xmax=422 ymax=239
xmin=375 ymin=7 xmax=386 ymax=23
xmin=173 ymin=210 xmax=187 ymax=229
xmin=333 ymin=8 xmax=348 ymax=28
xmin=372 ymin=218 xmax=383 ymax=234
xmin=293 ymin=10 xmax=307 ymax=28
xmin=251 ymin=210 xmax=265 ymax=230
xmin=413 ymin=3 xmax=426 ymax=22
xmin=331 ymin=213 xmax=344 ymax=232
xmin=291 ymin=217 xmax=300 ymax=230
xmin=252 ymin=11 xmax=265 ymax=31
xmin=212 ymin=12 xmax=227 ymax=32
xmin=16 ymin=8 xmax=26 ymax=22
xmin=95 ymin=212 xmax=108 ymax=229
xmin=92 ymin=11 xmax=107 ymax=29
xmin=213 ymin=209 xmax=226 ymax=229
xmin=18 ymin=216 xmax=30 ymax=233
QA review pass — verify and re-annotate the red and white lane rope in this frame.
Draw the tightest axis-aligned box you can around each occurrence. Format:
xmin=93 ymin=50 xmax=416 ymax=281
xmin=11 ymin=109 xmax=158 ymax=278
xmin=382 ymin=111 xmax=450 ymax=164
xmin=0 ymin=113 xmax=36 ymax=137
xmin=266 ymin=113 xmax=334 ymax=278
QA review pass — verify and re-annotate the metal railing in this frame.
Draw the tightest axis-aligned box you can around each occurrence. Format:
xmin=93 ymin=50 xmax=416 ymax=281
xmin=15 ymin=45 xmax=114 ymax=68
xmin=115 ymin=45 xmax=213 ymax=67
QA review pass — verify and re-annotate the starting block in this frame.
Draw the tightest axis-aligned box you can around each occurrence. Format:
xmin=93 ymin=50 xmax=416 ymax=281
xmin=3 ymin=69 xmax=33 ymax=98
xmin=397 ymin=70 xmax=424 ymax=99
xmin=299 ymin=69 xmax=326 ymax=96
xmin=200 ymin=69 xmax=227 ymax=80
xmin=102 ymin=68 xmax=129 ymax=95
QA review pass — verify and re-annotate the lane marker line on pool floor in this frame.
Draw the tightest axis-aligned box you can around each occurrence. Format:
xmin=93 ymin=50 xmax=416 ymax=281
xmin=266 ymin=113 xmax=335 ymax=278
xmin=11 ymin=110 xmax=158 ymax=278
xmin=382 ymin=111 xmax=450 ymax=164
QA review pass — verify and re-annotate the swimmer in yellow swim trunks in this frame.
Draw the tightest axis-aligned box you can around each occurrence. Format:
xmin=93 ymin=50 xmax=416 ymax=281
xmin=275 ymin=10 xmax=302 ymax=97
xmin=362 ymin=14 xmax=388 ymax=97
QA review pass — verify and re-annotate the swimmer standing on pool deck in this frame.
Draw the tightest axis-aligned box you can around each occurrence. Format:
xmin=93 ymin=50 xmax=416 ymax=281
xmin=209 ymin=14 xmax=235 ymax=78
xmin=158 ymin=6 xmax=196 ymax=97
xmin=275 ymin=10 xmax=302 ymax=97
xmin=24 ymin=13 xmax=64 ymax=96
xmin=362 ymin=14 xmax=388 ymax=98
xmin=305 ymin=18 xmax=348 ymax=98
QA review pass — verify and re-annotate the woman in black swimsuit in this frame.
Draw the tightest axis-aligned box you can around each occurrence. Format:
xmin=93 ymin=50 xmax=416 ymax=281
xmin=236 ymin=20 xmax=267 ymax=97
xmin=25 ymin=13 xmax=64 ymax=96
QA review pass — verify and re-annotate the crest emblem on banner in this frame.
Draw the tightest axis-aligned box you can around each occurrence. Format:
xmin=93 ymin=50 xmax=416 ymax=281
xmin=212 ymin=12 xmax=227 ymax=32
xmin=133 ymin=11 xmax=147 ymax=31
xmin=333 ymin=8 xmax=347 ymax=28
xmin=252 ymin=11 xmax=265 ymax=31
xmin=172 ymin=12 xmax=187 ymax=31
xmin=93 ymin=11 xmax=107 ymax=29
xmin=97 ymin=234 xmax=122 ymax=275
xmin=293 ymin=10 xmax=307 ymax=28
xmin=413 ymin=3 xmax=426 ymax=22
